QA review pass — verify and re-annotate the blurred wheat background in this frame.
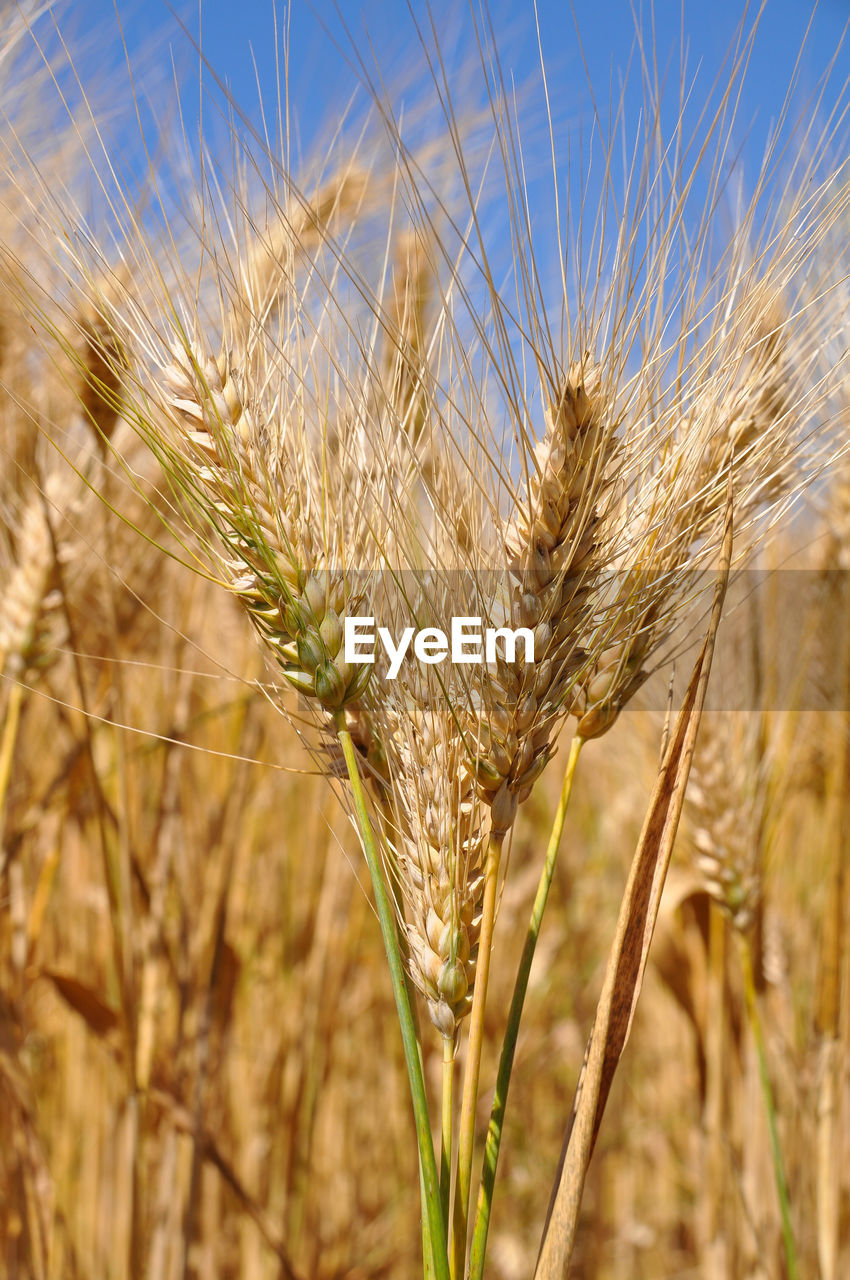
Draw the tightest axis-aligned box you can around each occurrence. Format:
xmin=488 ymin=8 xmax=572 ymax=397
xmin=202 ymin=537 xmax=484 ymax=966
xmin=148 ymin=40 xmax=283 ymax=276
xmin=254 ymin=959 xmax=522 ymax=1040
xmin=1 ymin=2 xmax=849 ymax=1277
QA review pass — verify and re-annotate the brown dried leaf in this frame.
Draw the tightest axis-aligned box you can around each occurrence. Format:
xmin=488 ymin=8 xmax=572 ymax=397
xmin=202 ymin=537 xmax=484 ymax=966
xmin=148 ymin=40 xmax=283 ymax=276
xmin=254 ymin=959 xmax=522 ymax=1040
xmin=40 ymin=969 xmax=120 ymax=1039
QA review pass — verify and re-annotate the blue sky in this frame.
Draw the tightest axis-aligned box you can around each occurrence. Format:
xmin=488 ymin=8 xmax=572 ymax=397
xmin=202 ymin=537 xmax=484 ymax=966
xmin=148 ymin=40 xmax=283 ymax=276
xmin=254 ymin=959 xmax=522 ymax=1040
xmin=38 ymin=0 xmax=847 ymax=353
xmin=66 ymin=0 xmax=849 ymax=180
xmin=49 ymin=0 xmax=843 ymax=282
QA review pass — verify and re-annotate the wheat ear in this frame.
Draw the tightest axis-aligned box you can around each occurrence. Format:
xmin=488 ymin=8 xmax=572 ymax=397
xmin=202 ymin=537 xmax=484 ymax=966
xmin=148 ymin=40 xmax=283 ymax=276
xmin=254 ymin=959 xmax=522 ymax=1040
xmin=163 ymin=343 xmax=373 ymax=713
xmin=385 ymin=697 xmax=488 ymax=1038
xmin=0 ymin=484 xmax=67 ymax=684
xmin=570 ymin=300 xmax=795 ymax=741
xmin=470 ymin=358 xmax=615 ymax=835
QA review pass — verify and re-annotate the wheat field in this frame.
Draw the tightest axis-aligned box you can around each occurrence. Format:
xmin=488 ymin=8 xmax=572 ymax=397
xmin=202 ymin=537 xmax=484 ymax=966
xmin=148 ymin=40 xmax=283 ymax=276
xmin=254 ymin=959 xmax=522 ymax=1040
xmin=1 ymin=3 xmax=849 ymax=1277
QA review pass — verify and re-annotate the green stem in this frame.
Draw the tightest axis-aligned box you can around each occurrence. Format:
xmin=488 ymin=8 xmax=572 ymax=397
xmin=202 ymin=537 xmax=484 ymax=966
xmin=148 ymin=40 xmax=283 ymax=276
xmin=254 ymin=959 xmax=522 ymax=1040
xmin=451 ymin=831 xmax=504 ymax=1278
xmin=469 ymin=736 xmax=583 ymax=1280
xmin=739 ymin=934 xmax=798 ymax=1280
xmin=441 ymin=1035 xmax=455 ymax=1232
xmin=421 ymin=1163 xmax=437 ymax=1280
xmin=378 ymin=795 xmax=433 ymax=1272
xmin=334 ymin=713 xmax=448 ymax=1280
